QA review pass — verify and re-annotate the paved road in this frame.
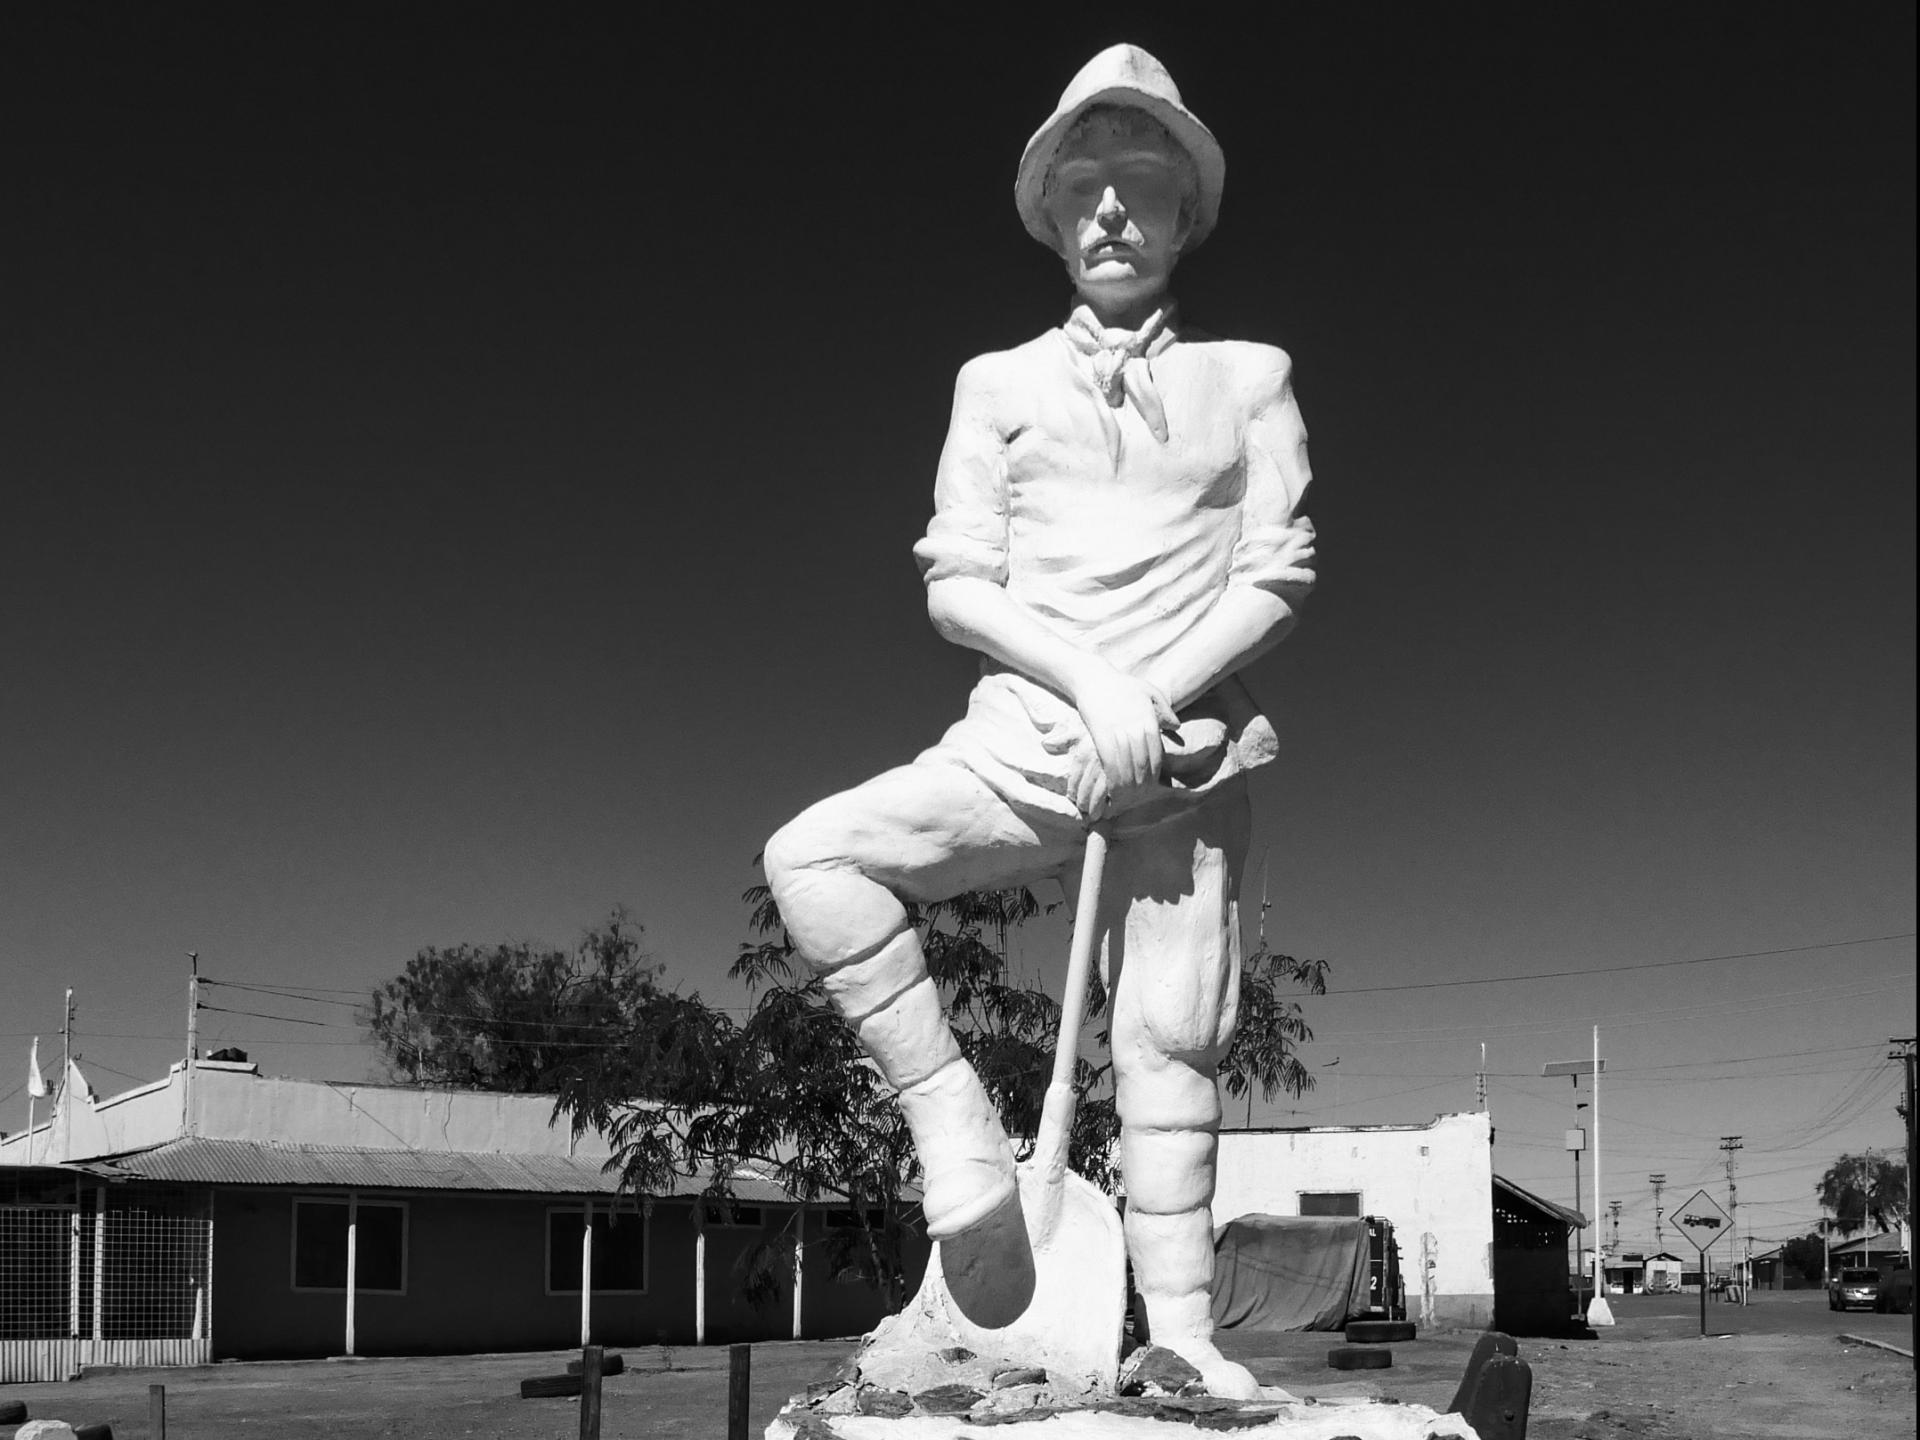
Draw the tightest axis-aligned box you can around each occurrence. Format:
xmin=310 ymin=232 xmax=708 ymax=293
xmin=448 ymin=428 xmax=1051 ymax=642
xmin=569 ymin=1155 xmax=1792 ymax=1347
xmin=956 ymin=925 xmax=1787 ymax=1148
xmin=1600 ymin=1286 xmax=1914 ymax=1346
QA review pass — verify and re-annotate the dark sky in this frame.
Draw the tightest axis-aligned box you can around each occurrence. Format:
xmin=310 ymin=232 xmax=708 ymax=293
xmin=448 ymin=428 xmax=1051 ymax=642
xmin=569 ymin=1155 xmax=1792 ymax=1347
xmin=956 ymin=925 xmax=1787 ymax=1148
xmin=3 ymin=5 xmax=1913 ymax=1237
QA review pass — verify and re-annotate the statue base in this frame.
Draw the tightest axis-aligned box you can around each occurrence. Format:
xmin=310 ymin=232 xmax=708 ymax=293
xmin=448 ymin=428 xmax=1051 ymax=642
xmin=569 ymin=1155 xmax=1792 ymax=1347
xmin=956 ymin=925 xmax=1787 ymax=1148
xmin=767 ymin=1388 xmax=1479 ymax=1438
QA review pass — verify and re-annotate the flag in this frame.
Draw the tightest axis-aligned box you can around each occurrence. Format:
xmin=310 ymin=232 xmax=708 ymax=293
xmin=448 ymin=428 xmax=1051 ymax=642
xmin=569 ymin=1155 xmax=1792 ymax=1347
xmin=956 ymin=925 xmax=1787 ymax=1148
xmin=65 ymin=1059 xmax=94 ymax=1104
xmin=27 ymin=1038 xmax=47 ymax=1098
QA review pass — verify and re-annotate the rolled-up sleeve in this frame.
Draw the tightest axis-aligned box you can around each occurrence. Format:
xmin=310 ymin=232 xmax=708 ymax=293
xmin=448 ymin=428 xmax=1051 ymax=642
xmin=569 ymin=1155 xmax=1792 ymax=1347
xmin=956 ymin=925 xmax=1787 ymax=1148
xmin=1229 ymin=349 xmax=1317 ymax=609
xmin=913 ymin=359 xmax=1010 ymax=587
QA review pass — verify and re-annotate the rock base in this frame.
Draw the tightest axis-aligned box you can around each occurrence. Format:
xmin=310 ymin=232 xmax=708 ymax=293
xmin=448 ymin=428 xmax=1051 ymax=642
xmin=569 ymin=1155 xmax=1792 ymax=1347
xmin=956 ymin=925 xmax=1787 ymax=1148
xmin=768 ymin=1390 xmax=1479 ymax=1437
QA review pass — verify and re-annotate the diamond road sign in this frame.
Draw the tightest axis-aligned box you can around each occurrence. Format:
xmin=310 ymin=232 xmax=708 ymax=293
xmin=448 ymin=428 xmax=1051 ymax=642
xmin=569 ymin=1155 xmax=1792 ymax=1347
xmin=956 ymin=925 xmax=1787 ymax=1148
xmin=1672 ymin=1188 xmax=1732 ymax=1251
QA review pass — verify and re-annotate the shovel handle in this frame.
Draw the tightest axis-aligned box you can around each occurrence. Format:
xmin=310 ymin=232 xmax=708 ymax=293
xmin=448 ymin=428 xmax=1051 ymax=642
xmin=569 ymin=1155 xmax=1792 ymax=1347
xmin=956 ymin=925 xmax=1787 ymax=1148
xmin=1034 ymin=823 xmax=1111 ymax=1180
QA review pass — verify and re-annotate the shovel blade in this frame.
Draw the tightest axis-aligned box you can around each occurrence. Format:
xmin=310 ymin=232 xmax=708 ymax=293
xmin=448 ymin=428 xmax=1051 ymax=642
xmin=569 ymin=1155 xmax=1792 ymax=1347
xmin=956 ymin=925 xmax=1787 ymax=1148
xmin=869 ymin=1162 xmax=1127 ymax=1395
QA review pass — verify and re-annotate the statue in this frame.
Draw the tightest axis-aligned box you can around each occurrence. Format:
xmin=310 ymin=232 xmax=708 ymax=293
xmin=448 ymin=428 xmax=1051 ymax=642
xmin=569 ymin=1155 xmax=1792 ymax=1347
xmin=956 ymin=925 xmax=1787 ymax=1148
xmin=764 ymin=43 xmax=1316 ymax=1400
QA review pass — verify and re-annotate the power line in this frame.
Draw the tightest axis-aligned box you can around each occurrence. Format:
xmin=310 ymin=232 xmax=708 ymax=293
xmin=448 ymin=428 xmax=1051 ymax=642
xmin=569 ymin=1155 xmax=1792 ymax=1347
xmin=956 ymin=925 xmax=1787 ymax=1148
xmin=1322 ymin=932 xmax=1914 ymax=996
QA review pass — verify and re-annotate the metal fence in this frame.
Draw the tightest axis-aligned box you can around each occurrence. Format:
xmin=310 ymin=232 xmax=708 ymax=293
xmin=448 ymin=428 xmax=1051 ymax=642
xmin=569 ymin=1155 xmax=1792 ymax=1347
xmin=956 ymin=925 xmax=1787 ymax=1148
xmin=0 ymin=1181 xmax=212 ymax=1380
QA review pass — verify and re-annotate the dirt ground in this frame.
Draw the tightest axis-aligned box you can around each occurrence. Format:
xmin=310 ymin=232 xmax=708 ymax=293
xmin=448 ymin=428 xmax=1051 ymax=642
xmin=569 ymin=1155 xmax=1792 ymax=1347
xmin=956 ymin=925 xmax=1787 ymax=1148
xmin=3 ymin=1293 xmax=1912 ymax=1438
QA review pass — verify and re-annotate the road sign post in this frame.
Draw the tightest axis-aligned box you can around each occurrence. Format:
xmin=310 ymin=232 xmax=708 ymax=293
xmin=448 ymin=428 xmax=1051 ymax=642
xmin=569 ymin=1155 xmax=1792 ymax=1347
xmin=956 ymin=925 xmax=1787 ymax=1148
xmin=1672 ymin=1187 xmax=1733 ymax=1337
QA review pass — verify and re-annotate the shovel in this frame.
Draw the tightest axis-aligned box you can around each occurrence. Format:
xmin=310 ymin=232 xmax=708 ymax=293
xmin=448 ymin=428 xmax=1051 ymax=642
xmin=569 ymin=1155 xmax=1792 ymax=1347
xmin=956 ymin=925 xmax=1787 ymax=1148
xmin=867 ymin=823 xmax=1128 ymax=1394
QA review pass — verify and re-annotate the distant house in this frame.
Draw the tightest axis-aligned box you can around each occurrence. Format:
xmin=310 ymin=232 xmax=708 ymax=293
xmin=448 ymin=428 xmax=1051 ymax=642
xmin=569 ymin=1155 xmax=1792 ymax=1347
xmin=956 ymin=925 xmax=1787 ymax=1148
xmin=1828 ymin=1228 xmax=1911 ymax=1279
xmin=1641 ymin=1251 xmax=1686 ymax=1293
xmin=0 ymin=1060 xmax=927 ymax=1382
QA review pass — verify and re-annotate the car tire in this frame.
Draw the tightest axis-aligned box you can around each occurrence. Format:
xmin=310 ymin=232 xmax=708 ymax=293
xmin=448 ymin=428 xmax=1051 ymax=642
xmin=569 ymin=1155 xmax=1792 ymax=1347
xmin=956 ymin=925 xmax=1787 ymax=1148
xmin=1345 ymin=1319 xmax=1416 ymax=1343
xmin=520 ymin=1374 xmax=583 ymax=1399
xmin=1328 ymin=1345 xmax=1393 ymax=1370
xmin=0 ymin=1402 xmax=27 ymax=1425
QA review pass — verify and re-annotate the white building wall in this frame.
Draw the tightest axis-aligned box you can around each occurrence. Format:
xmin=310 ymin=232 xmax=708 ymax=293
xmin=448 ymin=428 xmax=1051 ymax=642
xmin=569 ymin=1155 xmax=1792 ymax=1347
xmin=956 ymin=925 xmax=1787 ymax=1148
xmin=1212 ymin=1111 xmax=1494 ymax=1329
xmin=0 ymin=1062 xmax=622 ymax=1165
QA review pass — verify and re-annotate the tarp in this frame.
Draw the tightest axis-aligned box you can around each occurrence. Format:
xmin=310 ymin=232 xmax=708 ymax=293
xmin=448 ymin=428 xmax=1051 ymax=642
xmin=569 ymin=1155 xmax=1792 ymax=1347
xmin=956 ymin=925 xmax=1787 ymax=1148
xmin=1210 ymin=1214 xmax=1372 ymax=1332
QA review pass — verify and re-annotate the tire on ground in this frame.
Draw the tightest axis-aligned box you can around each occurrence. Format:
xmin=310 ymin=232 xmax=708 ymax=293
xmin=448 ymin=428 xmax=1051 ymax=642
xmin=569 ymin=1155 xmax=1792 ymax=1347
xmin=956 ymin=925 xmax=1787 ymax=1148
xmin=568 ymin=1352 xmax=626 ymax=1376
xmin=75 ymin=1425 xmax=115 ymax=1440
xmin=1327 ymin=1345 xmax=1393 ymax=1370
xmin=520 ymin=1374 xmax=584 ymax=1399
xmin=1345 ymin=1319 xmax=1416 ymax=1343
xmin=0 ymin=1401 xmax=27 ymax=1425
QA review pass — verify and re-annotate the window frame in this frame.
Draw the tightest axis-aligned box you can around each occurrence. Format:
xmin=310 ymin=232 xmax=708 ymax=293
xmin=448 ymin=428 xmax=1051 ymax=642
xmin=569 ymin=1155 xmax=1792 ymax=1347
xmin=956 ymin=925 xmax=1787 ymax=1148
xmin=1297 ymin=1190 xmax=1364 ymax=1218
xmin=544 ymin=1203 xmax=649 ymax=1297
xmin=289 ymin=1194 xmax=409 ymax=1295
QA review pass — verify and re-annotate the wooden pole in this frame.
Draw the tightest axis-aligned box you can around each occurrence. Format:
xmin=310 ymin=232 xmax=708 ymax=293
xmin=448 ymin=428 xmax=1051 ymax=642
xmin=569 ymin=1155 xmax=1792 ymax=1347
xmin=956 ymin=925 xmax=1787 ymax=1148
xmin=149 ymin=1383 xmax=167 ymax=1440
xmin=577 ymin=1343 xmax=603 ymax=1440
xmin=726 ymin=1343 xmax=751 ymax=1440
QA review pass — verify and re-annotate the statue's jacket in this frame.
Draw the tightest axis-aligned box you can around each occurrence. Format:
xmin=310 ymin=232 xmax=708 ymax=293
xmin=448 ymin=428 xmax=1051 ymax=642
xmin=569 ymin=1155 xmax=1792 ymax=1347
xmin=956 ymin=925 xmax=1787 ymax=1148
xmin=913 ymin=306 xmax=1318 ymax=826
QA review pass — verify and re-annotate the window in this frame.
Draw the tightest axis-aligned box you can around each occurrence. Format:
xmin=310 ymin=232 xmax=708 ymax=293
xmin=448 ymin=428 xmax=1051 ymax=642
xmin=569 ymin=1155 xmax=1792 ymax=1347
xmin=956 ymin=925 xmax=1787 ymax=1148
xmin=824 ymin=1208 xmax=886 ymax=1231
xmin=291 ymin=1198 xmax=406 ymax=1292
xmin=547 ymin=1208 xmax=647 ymax=1294
xmin=1298 ymin=1191 xmax=1362 ymax=1218
xmin=700 ymin=1201 xmax=764 ymax=1228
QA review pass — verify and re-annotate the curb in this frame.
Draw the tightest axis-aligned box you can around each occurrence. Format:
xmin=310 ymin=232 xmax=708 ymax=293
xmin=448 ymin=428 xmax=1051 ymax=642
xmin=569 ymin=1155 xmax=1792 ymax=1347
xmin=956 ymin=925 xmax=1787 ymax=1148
xmin=1838 ymin=1333 xmax=1915 ymax=1359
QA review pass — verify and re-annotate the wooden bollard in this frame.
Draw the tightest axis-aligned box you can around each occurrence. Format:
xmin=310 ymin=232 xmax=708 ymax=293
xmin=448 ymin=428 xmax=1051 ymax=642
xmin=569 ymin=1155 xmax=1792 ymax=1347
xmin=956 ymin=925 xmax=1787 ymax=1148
xmin=577 ymin=1344 xmax=603 ymax=1440
xmin=150 ymin=1383 xmax=167 ymax=1440
xmin=727 ymin=1343 xmax=751 ymax=1440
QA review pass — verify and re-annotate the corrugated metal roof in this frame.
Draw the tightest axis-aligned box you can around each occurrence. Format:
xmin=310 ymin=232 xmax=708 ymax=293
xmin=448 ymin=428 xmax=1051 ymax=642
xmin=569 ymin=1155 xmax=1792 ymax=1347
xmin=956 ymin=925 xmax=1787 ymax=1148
xmin=1494 ymin=1173 xmax=1586 ymax=1229
xmin=88 ymin=1137 xmax=802 ymax=1202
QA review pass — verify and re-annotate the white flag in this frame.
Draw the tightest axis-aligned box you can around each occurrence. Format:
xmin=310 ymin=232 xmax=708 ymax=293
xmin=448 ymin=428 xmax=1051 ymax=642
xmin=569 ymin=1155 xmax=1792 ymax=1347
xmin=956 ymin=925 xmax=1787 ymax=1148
xmin=27 ymin=1038 xmax=47 ymax=1098
xmin=65 ymin=1058 xmax=94 ymax=1104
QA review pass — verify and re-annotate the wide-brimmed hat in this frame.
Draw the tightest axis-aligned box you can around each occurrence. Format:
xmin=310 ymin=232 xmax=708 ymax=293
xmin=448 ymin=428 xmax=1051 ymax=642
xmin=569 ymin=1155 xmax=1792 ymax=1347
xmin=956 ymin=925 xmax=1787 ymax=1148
xmin=1014 ymin=44 xmax=1225 ymax=252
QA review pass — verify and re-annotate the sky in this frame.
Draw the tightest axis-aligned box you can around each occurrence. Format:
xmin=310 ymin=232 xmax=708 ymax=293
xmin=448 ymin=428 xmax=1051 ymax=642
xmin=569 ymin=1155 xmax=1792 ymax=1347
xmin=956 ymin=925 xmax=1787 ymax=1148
xmin=2 ymin=5 xmax=1913 ymax=1253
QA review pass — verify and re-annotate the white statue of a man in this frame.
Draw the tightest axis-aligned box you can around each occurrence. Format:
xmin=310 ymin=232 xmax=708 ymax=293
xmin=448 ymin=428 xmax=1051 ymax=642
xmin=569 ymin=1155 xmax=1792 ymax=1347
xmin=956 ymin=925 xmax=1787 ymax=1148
xmin=765 ymin=44 xmax=1316 ymax=1397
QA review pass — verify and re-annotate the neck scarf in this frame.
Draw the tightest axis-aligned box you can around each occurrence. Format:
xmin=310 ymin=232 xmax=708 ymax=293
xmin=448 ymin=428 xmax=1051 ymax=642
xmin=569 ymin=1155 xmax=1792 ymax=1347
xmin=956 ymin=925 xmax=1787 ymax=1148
xmin=1060 ymin=303 xmax=1177 ymax=457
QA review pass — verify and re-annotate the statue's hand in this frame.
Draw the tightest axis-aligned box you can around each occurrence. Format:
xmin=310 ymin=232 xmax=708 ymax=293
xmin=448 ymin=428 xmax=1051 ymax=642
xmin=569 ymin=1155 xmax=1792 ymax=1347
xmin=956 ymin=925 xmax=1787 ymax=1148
xmin=1064 ymin=666 xmax=1178 ymax=818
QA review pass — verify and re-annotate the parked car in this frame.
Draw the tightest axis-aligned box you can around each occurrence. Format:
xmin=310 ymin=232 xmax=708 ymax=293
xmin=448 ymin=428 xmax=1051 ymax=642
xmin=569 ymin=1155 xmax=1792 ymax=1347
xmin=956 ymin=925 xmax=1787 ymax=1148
xmin=1828 ymin=1267 xmax=1881 ymax=1311
xmin=1875 ymin=1268 xmax=1913 ymax=1315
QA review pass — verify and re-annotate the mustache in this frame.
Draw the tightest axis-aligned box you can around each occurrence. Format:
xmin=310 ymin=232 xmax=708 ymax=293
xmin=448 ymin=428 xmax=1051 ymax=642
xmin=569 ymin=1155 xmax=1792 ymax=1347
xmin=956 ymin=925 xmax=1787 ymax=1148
xmin=1080 ymin=225 xmax=1146 ymax=257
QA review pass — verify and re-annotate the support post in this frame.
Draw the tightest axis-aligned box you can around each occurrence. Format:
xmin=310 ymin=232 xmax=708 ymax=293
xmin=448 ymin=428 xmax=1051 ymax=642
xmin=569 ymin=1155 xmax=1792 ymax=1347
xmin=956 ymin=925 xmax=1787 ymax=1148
xmin=791 ymin=1205 xmax=805 ymax=1342
xmin=727 ymin=1343 xmax=751 ymax=1440
xmin=344 ymin=1192 xmax=358 ymax=1357
xmin=580 ymin=1198 xmax=594 ymax=1347
xmin=577 ymin=1343 xmax=603 ymax=1440
xmin=92 ymin=1184 xmax=106 ymax=1347
xmin=694 ymin=1217 xmax=707 ymax=1346
xmin=149 ymin=1384 xmax=167 ymax=1440
xmin=69 ymin=1179 xmax=82 ymax=1340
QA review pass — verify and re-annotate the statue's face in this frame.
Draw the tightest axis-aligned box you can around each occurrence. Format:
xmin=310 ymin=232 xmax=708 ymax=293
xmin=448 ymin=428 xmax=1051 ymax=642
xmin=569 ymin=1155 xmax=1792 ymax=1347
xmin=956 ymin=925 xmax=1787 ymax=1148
xmin=1044 ymin=115 xmax=1193 ymax=312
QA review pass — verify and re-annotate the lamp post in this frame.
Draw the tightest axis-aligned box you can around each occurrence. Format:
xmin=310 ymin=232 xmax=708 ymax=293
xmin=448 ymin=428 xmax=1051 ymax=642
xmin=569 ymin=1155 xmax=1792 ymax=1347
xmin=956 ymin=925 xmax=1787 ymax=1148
xmin=1546 ymin=1043 xmax=1612 ymax=1326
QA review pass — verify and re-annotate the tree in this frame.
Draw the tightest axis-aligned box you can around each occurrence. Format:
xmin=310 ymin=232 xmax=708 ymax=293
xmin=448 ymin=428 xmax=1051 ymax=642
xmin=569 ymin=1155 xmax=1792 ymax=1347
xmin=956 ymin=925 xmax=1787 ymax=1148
xmin=1816 ymin=1150 xmax=1909 ymax=1237
xmin=362 ymin=909 xmax=666 ymax=1091
xmin=1781 ymin=1232 xmax=1827 ymax=1285
xmin=553 ymin=876 xmax=1331 ymax=1311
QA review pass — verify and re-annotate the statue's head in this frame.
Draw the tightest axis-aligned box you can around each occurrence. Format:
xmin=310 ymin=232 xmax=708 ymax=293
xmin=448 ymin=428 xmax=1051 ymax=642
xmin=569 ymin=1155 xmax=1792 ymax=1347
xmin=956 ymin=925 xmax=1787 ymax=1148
xmin=1015 ymin=46 xmax=1224 ymax=312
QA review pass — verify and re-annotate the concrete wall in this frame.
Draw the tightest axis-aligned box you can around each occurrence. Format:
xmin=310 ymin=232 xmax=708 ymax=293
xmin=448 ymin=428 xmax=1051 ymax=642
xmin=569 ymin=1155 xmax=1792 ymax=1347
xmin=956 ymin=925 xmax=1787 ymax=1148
xmin=193 ymin=1069 xmax=617 ymax=1160
xmin=0 ymin=1065 xmax=628 ymax=1166
xmin=1212 ymin=1112 xmax=1494 ymax=1330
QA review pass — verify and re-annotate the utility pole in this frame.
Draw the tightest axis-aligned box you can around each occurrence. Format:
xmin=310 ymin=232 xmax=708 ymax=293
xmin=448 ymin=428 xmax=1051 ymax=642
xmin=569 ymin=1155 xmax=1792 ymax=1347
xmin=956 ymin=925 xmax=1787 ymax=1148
xmin=1608 ymin=1199 xmax=1622 ymax=1256
xmin=1720 ymin=1136 xmax=1743 ymax=1298
xmin=1649 ymin=1173 xmax=1666 ymax=1252
xmin=59 ymin=989 xmax=74 ymax=1162
xmin=184 ymin=953 xmax=200 ymax=1137
xmin=1892 ymin=1034 xmax=1916 ymax=1368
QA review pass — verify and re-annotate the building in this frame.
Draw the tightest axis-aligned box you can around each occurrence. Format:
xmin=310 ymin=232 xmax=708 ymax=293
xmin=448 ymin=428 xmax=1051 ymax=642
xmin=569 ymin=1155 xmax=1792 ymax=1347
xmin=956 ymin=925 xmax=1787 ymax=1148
xmin=0 ymin=1059 xmax=927 ymax=1381
xmin=1212 ymin=1112 xmax=1497 ymax=1329
xmin=1489 ymin=1175 xmax=1585 ymax=1335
